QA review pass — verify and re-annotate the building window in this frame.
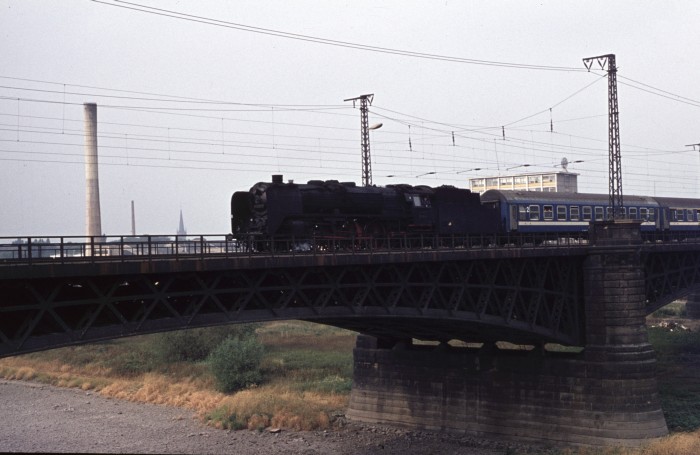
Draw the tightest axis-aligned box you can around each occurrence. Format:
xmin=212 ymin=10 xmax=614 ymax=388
xmin=542 ymin=174 xmax=555 ymax=183
xmin=570 ymin=206 xmax=580 ymax=221
xmin=514 ymin=176 xmax=526 ymax=185
xmin=528 ymin=175 xmax=540 ymax=184
xmin=529 ymin=205 xmax=540 ymax=221
xmin=486 ymin=178 xmax=498 ymax=187
xmin=543 ymin=205 xmax=554 ymax=221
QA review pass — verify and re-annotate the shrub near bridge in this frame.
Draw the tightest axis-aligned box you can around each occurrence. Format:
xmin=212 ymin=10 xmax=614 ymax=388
xmin=152 ymin=325 xmax=257 ymax=363
xmin=208 ymin=335 xmax=265 ymax=393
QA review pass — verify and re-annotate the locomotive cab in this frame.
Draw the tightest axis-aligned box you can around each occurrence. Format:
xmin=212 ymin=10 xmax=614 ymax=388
xmin=231 ymin=191 xmax=253 ymax=235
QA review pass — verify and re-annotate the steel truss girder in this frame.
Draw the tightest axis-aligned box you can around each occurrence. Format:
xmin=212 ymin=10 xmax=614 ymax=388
xmin=0 ymin=257 xmax=584 ymax=357
xmin=643 ymin=251 xmax=700 ymax=313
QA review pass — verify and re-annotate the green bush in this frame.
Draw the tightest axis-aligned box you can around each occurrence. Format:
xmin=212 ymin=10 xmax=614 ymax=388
xmin=152 ymin=325 xmax=258 ymax=363
xmin=208 ymin=335 xmax=265 ymax=393
xmin=108 ymin=350 xmax=154 ymax=377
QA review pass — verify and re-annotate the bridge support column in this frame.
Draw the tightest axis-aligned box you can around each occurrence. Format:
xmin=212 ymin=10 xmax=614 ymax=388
xmin=581 ymin=221 xmax=668 ymax=442
xmin=347 ymin=222 xmax=668 ymax=447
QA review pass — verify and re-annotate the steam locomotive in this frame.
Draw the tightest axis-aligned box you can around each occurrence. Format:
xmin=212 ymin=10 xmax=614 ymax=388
xmin=230 ymin=175 xmax=700 ymax=247
xmin=230 ymin=175 xmax=499 ymax=247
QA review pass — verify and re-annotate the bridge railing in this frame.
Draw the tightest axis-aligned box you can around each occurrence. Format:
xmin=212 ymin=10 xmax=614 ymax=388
xmin=0 ymin=232 xmax=593 ymax=266
xmin=0 ymin=235 xmax=242 ymax=265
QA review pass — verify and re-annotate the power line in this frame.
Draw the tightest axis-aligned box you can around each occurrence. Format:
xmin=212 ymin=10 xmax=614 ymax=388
xmin=93 ymin=0 xmax=585 ymax=72
xmin=618 ymin=75 xmax=700 ymax=108
xmin=0 ymin=75 xmax=348 ymax=109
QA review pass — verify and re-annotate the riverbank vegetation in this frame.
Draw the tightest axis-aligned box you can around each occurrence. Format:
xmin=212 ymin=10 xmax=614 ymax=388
xmin=0 ymin=321 xmax=355 ymax=430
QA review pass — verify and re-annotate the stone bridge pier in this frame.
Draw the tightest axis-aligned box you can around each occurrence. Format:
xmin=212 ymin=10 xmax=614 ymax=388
xmin=346 ymin=223 xmax=668 ymax=447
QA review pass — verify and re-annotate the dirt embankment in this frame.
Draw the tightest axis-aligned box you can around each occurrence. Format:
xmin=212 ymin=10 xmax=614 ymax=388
xmin=0 ymin=379 xmax=517 ymax=454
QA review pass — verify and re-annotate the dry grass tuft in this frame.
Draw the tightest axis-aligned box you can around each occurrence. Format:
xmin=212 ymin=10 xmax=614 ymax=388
xmin=98 ymin=374 xmax=228 ymax=415
xmin=635 ymin=429 xmax=700 ymax=455
xmin=247 ymin=413 xmax=271 ymax=431
xmin=209 ymin=385 xmax=348 ymax=431
xmin=560 ymin=430 xmax=700 ymax=455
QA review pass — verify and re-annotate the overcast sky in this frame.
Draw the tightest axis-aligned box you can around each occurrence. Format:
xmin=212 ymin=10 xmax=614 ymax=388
xmin=1 ymin=0 xmax=699 ymax=236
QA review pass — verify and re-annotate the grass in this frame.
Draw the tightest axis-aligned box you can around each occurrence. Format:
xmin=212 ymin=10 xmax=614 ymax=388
xmin=541 ymin=430 xmax=700 ymax=455
xmin=647 ymin=326 xmax=700 ymax=432
xmin=651 ymin=301 xmax=687 ymax=318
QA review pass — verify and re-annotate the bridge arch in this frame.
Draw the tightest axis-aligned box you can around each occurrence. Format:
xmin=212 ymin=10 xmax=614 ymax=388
xmin=0 ymin=252 xmax=585 ymax=358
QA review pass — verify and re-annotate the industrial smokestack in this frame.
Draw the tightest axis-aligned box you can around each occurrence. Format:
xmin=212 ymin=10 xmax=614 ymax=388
xmin=131 ymin=200 xmax=136 ymax=236
xmin=84 ymin=103 xmax=102 ymax=239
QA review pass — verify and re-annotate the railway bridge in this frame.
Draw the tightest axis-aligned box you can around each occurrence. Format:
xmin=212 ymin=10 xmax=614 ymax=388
xmin=2 ymin=222 xmax=700 ymax=446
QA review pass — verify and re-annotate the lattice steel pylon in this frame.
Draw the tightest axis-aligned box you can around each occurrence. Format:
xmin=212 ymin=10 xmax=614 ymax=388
xmin=583 ymin=54 xmax=623 ymax=220
xmin=344 ymin=94 xmax=374 ymax=186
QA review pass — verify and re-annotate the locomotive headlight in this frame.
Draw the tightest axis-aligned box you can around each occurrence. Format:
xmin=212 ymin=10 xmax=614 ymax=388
xmin=448 ymin=221 xmax=453 ymax=227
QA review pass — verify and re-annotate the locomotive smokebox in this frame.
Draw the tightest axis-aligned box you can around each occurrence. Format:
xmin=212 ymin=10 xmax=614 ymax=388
xmin=272 ymin=174 xmax=283 ymax=184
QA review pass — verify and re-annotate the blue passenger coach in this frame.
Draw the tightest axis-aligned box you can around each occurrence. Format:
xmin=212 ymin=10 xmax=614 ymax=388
xmin=654 ymin=196 xmax=700 ymax=233
xmin=479 ymin=190 xmax=661 ymax=234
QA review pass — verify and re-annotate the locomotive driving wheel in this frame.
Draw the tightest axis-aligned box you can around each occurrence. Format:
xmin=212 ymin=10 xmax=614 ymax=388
xmin=364 ymin=222 xmax=387 ymax=249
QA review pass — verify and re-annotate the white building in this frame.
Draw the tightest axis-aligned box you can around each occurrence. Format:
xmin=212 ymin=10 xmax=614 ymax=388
xmin=469 ymin=171 xmax=578 ymax=194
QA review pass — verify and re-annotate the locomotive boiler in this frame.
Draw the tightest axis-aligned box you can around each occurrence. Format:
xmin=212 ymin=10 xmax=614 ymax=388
xmin=231 ymin=175 xmax=500 ymax=244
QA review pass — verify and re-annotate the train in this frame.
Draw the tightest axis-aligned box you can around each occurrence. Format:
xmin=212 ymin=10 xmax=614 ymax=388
xmin=230 ymin=174 xmax=700 ymax=248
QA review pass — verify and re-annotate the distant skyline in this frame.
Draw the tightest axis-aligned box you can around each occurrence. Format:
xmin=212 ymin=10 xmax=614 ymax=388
xmin=1 ymin=1 xmax=699 ymax=236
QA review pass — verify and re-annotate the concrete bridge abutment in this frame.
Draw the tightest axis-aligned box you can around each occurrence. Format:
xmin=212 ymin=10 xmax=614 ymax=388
xmin=347 ymin=222 xmax=668 ymax=446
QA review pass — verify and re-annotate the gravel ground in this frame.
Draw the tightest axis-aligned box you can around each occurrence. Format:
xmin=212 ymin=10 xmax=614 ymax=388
xmin=0 ymin=379 xmax=523 ymax=454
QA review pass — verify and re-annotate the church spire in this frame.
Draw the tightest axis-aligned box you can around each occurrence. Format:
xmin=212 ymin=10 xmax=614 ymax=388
xmin=177 ymin=209 xmax=186 ymax=236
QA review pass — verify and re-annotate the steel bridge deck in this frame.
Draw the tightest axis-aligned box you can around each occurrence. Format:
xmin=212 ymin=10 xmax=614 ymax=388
xmin=2 ymin=233 xmax=700 ymax=358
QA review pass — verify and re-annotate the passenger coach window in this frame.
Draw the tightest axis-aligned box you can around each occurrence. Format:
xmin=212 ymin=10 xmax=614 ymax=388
xmin=557 ymin=206 xmax=567 ymax=220
xmin=639 ymin=207 xmax=655 ymax=221
xmin=543 ymin=205 xmax=554 ymax=221
xmin=518 ymin=205 xmax=527 ymax=221
xmin=688 ymin=209 xmax=694 ymax=221
xmin=696 ymin=209 xmax=700 ymax=221
xmin=582 ymin=206 xmax=592 ymax=221
xmin=629 ymin=207 xmax=638 ymax=220
xmin=529 ymin=205 xmax=540 ymax=221
xmin=570 ymin=206 xmax=580 ymax=221
xmin=595 ymin=207 xmax=604 ymax=221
